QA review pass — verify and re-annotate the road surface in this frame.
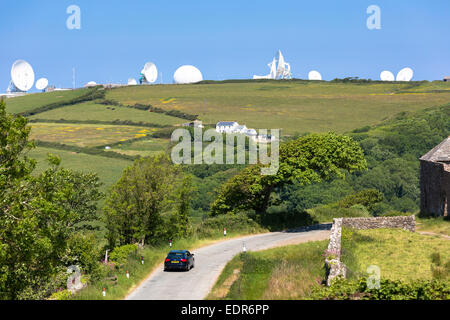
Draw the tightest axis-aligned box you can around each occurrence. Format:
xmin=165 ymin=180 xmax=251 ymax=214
xmin=126 ymin=224 xmax=331 ymax=300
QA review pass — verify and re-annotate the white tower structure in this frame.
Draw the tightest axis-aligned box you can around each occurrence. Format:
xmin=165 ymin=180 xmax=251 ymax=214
xmin=253 ymin=50 xmax=292 ymax=80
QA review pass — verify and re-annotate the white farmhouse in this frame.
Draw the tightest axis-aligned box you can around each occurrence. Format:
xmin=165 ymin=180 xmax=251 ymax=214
xmin=235 ymin=124 xmax=248 ymax=134
xmin=216 ymin=121 xmax=239 ymax=133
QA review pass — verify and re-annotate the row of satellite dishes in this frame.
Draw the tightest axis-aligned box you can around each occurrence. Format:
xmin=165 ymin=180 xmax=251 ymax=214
xmin=5 ymin=59 xmax=415 ymax=95
xmin=127 ymin=63 xmax=203 ymax=86
xmin=7 ymin=60 xmax=49 ymax=93
xmin=6 ymin=59 xmax=205 ymax=94
xmin=305 ymin=68 xmax=414 ymax=82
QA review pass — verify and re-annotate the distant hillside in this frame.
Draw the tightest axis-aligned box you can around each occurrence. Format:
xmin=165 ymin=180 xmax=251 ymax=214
xmin=106 ymin=80 xmax=450 ymax=135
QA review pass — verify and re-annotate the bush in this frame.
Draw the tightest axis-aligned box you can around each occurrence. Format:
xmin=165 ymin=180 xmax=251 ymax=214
xmin=48 ymin=289 xmax=72 ymax=300
xmin=64 ymin=233 xmax=102 ymax=275
xmin=308 ymin=205 xmax=371 ymax=223
xmin=337 ymin=189 xmax=383 ymax=212
xmin=195 ymin=213 xmax=264 ymax=238
xmin=381 ymin=211 xmax=413 ymax=217
xmin=109 ymin=244 xmax=138 ymax=266
xmin=311 ymin=277 xmax=450 ymax=300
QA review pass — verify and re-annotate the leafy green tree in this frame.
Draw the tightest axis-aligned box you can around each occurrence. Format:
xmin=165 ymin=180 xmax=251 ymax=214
xmin=211 ymin=133 xmax=367 ymax=215
xmin=0 ymin=99 xmax=102 ymax=299
xmin=104 ymin=154 xmax=193 ymax=247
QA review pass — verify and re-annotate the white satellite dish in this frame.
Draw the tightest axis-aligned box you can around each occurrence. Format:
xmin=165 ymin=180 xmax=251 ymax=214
xmin=84 ymin=81 xmax=97 ymax=87
xmin=380 ymin=71 xmax=395 ymax=81
xmin=396 ymin=68 xmax=414 ymax=81
xmin=173 ymin=65 xmax=203 ymax=84
xmin=36 ymin=78 xmax=49 ymax=91
xmin=127 ymin=78 xmax=137 ymax=85
xmin=141 ymin=62 xmax=158 ymax=84
xmin=10 ymin=60 xmax=35 ymax=92
xmin=308 ymin=70 xmax=322 ymax=81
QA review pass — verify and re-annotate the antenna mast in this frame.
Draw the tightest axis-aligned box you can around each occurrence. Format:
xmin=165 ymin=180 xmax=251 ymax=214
xmin=72 ymin=67 xmax=76 ymax=89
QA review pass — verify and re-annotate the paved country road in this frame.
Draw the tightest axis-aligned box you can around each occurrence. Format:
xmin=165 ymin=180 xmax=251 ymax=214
xmin=126 ymin=224 xmax=331 ymax=300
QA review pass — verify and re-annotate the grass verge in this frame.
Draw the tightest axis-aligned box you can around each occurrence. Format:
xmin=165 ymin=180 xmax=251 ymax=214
xmin=207 ymin=240 xmax=328 ymax=300
xmin=416 ymin=217 xmax=450 ymax=236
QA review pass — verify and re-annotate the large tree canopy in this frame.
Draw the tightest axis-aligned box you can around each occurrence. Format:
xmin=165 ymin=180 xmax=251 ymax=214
xmin=210 ymin=133 xmax=367 ymax=215
xmin=104 ymin=154 xmax=194 ymax=247
xmin=0 ymin=99 xmax=102 ymax=299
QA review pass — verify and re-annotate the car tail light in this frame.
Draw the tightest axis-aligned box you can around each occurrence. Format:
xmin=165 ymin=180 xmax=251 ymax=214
xmin=165 ymin=258 xmax=170 ymax=262
xmin=180 ymin=259 xmax=187 ymax=262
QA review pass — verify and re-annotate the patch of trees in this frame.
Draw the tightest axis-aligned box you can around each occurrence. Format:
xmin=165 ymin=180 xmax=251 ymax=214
xmin=279 ymin=105 xmax=450 ymax=215
xmin=0 ymin=100 xmax=102 ymax=299
xmin=210 ymin=133 xmax=367 ymax=216
xmin=104 ymin=154 xmax=194 ymax=247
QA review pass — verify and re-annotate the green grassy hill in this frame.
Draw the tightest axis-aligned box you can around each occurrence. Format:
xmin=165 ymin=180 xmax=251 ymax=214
xmin=5 ymin=88 xmax=92 ymax=114
xmin=4 ymin=79 xmax=449 ymax=194
xmin=106 ymin=80 xmax=450 ymax=134
xmin=29 ymin=101 xmax=184 ymax=126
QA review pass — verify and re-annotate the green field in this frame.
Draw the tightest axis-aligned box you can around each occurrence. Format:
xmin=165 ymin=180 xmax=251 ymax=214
xmin=29 ymin=146 xmax=132 ymax=192
xmin=5 ymin=88 xmax=92 ymax=114
xmin=106 ymin=81 xmax=450 ymax=134
xmin=341 ymin=227 xmax=450 ymax=282
xmin=108 ymin=138 xmax=171 ymax=157
xmin=29 ymin=123 xmax=155 ymax=147
xmin=29 ymin=101 xmax=184 ymax=125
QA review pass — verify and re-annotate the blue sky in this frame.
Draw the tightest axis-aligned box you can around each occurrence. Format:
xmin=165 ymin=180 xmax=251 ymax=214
xmin=1 ymin=0 xmax=449 ymax=91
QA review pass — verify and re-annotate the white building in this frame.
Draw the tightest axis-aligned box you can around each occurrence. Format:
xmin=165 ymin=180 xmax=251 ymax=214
xmin=216 ymin=121 xmax=239 ymax=133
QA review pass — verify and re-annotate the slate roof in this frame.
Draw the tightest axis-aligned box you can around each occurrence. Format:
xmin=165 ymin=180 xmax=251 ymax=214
xmin=420 ymin=136 xmax=450 ymax=162
xmin=216 ymin=121 xmax=237 ymax=126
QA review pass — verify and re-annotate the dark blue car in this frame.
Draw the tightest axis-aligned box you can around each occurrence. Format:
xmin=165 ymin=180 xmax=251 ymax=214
xmin=164 ymin=250 xmax=195 ymax=271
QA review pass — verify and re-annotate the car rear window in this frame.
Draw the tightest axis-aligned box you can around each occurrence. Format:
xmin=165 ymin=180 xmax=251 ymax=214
xmin=168 ymin=252 xmax=185 ymax=258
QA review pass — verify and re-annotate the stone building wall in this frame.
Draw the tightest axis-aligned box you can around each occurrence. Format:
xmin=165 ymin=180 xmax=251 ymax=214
xmin=420 ymin=160 xmax=450 ymax=217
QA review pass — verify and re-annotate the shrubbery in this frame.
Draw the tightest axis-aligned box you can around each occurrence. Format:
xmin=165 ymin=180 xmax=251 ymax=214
xmin=109 ymin=244 xmax=139 ymax=266
xmin=311 ymin=277 xmax=450 ymax=300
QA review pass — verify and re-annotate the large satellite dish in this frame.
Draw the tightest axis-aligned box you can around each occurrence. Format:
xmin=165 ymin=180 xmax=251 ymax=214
xmin=10 ymin=60 xmax=35 ymax=92
xmin=36 ymin=78 xmax=49 ymax=91
xmin=84 ymin=81 xmax=97 ymax=87
xmin=308 ymin=70 xmax=322 ymax=81
xmin=396 ymin=68 xmax=414 ymax=81
xmin=173 ymin=65 xmax=203 ymax=84
xmin=380 ymin=71 xmax=395 ymax=81
xmin=128 ymin=78 xmax=137 ymax=85
xmin=141 ymin=62 xmax=158 ymax=84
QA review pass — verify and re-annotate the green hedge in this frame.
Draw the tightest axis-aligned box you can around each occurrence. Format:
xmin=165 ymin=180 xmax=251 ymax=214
xmin=34 ymin=140 xmax=138 ymax=161
xmin=311 ymin=277 xmax=450 ymax=300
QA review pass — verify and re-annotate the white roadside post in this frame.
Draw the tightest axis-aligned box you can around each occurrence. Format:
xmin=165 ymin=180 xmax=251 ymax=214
xmin=242 ymin=241 xmax=247 ymax=253
xmin=224 ymin=228 xmax=227 ymax=237
xmin=126 ymin=270 xmax=130 ymax=279
xmin=102 ymin=287 xmax=106 ymax=297
xmin=169 ymin=239 xmax=172 ymax=248
xmin=104 ymin=249 xmax=109 ymax=264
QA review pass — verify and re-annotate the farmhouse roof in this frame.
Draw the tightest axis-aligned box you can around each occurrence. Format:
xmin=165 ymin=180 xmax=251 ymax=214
xmin=217 ymin=121 xmax=238 ymax=126
xmin=420 ymin=136 xmax=450 ymax=162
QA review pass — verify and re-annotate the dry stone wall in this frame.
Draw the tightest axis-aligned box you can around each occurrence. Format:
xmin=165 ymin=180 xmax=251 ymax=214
xmin=325 ymin=215 xmax=416 ymax=286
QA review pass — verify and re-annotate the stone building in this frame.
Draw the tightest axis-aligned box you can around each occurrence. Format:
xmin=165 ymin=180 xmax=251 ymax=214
xmin=420 ymin=137 xmax=450 ymax=217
